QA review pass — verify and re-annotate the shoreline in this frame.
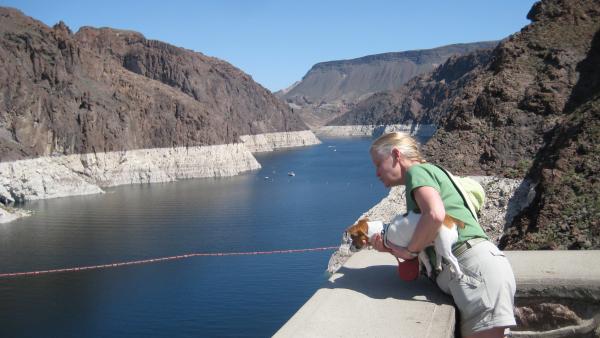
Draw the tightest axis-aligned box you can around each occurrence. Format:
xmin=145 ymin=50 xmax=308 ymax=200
xmin=0 ymin=130 xmax=321 ymax=224
xmin=314 ymin=124 xmax=437 ymax=138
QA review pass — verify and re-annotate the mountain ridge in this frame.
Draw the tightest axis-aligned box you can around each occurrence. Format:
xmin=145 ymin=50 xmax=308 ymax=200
xmin=0 ymin=7 xmax=307 ymax=162
xmin=308 ymin=42 xmax=499 ymax=71
xmin=277 ymin=41 xmax=498 ymax=127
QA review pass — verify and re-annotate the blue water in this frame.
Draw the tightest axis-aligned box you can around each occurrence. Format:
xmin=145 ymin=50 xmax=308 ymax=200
xmin=0 ymin=137 xmax=389 ymax=338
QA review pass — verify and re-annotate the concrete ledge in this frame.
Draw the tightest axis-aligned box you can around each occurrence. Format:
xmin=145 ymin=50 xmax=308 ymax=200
xmin=276 ymin=250 xmax=600 ymax=338
xmin=507 ymin=250 xmax=600 ymax=301
xmin=274 ymin=250 xmax=455 ymax=338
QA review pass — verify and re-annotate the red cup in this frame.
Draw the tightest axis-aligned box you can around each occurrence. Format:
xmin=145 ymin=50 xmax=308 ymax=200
xmin=397 ymin=258 xmax=419 ymax=281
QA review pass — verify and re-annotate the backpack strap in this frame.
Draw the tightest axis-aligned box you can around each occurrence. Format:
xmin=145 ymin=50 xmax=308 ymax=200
xmin=433 ymin=164 xmax=480 ymax=222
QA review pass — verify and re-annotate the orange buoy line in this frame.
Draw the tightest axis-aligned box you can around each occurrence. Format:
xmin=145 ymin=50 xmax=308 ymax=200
xmin=0 ymin=246 xmax=339 ymax=278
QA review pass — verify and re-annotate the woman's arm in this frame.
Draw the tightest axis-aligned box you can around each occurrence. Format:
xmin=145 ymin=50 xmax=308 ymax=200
xmin=369 ymin=233 xmax=416 ymax=260
xmin=370 ymin=185 xmax=446 ymax=260
xmin=406 ymin=185 xmax=446 ymax=253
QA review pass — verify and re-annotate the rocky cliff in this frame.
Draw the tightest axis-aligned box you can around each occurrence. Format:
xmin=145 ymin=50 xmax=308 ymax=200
xmin=500 ymin=13 xmax=600 ymax=250
xmin=427 ymin=0 xmax=600 ymax=250
xmin=277 ymin=41 xmax=498 ymax=127
xmin=0 ymin=7 xmax=307 ymax=162
xmin=328 ymin=49 xmax=494 ymax=127
xmin=332 ymin=0 xmax=600 ymax=250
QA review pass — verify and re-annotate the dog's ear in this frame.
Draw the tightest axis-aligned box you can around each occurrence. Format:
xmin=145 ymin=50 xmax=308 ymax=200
xmin=346 ymin=219 xmax=370 ymax=250
xmin=356 ymin=218 xmax=369 ymax=233
xmin=347 ymin=218 xmax=369 ymax=232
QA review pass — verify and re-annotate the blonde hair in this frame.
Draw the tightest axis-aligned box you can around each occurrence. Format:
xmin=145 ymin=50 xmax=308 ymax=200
xmin=370 ymin=132 xmax=426 ymax=163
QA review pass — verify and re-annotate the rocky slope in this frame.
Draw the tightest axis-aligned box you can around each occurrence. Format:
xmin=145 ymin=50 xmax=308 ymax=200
xmin=332 ymin=0 xmax=600 ymax=250
xmin=0 ymin=7 xmax=307 ymax=162
xmin=423 ymin=0 xmax=599 ymax=179
xmin=277 ymin=41 xmax=498 ymax=127
xmin=428 ymin=0 xmax=600 ymax=250
xmin=500 ymin=26 xmax=600 ymax=250
xmin=328 ymin=49 xmax=495 ymax=127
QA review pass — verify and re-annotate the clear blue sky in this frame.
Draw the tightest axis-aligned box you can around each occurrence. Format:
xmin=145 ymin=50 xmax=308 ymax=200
xmin=1 ymin=0 xmax=537 ymax=92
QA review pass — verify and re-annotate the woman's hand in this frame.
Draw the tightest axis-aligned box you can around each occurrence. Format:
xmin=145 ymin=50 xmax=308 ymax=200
xmin=369 ymin=234 xmax=417 ymax=261
xmin=368 ymin=233 xmax=389 ymax=253
xmin=387 ymin=242 xmax=418 ymax=261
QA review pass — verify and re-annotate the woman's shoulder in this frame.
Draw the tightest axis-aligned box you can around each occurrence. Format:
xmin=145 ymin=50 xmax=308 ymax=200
xmin=407 ymin=163 xmax=441 ymax=175
xmin=406 ymin=163 xmax=449 ymax=186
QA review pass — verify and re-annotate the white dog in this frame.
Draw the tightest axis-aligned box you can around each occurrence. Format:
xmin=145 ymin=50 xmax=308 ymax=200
xmin=384 ymin=211 xmax=464 ymax=278
xmin=346 ymin=212 xmax=464 ymax=278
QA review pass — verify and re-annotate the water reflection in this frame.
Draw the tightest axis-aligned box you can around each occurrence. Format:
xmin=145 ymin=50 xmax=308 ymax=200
xmin=0 ymin=137 xmax=389 ymax=337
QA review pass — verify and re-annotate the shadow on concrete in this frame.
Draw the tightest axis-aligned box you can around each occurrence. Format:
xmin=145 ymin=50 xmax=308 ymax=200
xmin=324 ymin=264 xmax=454 ymax=305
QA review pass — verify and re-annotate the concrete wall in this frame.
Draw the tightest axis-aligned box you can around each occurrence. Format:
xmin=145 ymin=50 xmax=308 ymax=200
xmin=276 ymin=250 xmax=600 ymax=338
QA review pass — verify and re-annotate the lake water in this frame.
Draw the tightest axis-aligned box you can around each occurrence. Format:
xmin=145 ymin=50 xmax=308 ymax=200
xmin=0 ymin=137 xmax=389 ymax=338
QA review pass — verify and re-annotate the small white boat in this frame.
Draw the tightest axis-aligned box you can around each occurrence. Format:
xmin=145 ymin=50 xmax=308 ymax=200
xmin=287 ymin=171 xmax=296 ymax=177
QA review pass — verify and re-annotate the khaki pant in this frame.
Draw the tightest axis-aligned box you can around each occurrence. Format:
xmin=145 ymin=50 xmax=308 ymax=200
xmin=436 ymin=240 xmax=516 ymax=336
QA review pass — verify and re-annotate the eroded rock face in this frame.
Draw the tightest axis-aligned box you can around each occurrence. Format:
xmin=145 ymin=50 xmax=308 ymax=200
xmin=0 ymin=7 xmax=307 ymax=162
xmin=328 ymin=49 xmax=495 ymax=129
xmin=501 ymin=7 xmax=600 ymax=250
xmin=424 ymin=0 xmax=600 ymax=179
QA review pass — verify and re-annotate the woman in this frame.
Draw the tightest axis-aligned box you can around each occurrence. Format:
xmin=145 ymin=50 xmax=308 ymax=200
xmin=368 ymin=132 xmax=516 ymax=338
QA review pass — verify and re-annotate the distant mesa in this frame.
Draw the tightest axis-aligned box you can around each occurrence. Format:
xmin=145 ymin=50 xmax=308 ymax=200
xmin=276 ymin=41 xmax=499 ymax=128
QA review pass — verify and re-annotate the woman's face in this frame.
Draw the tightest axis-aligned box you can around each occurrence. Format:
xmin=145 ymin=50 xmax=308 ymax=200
xmin=370 ymin=148 xmax=404 ymax=188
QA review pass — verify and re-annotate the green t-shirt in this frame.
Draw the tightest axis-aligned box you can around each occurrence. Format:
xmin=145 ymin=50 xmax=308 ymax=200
xmin=405 ymin=163 xmax=488 ymax=250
